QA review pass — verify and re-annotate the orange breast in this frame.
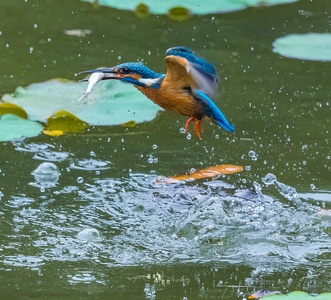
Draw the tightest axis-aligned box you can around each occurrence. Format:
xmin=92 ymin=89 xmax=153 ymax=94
xmin=136 ymin=85 xmax=205 ymax=119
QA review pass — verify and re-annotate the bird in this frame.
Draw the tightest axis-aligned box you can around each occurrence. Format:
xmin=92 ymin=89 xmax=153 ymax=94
xmin=80 ymin=46 xmax=234 ymax=139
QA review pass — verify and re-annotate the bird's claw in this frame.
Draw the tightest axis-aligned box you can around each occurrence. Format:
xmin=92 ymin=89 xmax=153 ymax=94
xmin=185 ymin=117 xmax=204 ymax=139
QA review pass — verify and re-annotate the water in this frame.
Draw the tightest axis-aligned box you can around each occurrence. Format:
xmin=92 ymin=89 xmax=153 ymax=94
xmin=0 ymin=0 xmax=331 ymax=299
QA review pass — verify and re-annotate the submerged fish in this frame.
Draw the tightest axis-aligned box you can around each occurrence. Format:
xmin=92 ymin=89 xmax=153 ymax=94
xmin=78 ymin=72 xmax=105 ymax=103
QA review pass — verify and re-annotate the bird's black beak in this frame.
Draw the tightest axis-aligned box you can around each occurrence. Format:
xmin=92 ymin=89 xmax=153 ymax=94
xmin=79 ymin=67 xmax=124 ymax=81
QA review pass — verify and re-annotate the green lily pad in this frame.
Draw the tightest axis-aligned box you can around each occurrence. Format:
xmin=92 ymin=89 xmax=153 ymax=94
xmin=0 ymin=114 xmax=43 ymax=142
xmin=2 ymin=79 xmax=161 ymax=126
xmin=260 ymin=291 xmax=331 ymax=299
xmin=82 ymin=0 xmax=297 ymax=15
xmin=273 ymin=33 xmax=331 ymax=61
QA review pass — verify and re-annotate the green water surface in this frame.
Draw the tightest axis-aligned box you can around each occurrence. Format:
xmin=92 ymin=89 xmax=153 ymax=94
xmin=0 ymin=0 xmax=330 ymax=299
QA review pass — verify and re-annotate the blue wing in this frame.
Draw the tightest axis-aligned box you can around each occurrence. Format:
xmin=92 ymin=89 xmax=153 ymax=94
xmin=194 ymin=90 xmax=234 ymax=132
xmin=166 ymin=46 xmax=218 ymax=98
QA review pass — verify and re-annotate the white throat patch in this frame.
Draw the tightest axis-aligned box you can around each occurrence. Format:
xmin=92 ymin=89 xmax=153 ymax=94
xmin=138 ymin=78 xmax=160 ymax=86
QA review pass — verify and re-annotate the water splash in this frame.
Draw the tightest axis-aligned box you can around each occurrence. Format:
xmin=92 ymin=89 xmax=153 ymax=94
xmin=77 ymin=228 xmax=103 ymax=242
xmin=262 ymin=173 xmax=297 ymax=201
xmin=30 ymin=162 xmax=60 ymax=188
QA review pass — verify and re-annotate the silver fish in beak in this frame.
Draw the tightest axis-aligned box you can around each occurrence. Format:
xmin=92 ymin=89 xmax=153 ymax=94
xmin=78 ymin=72 xmax=106 ymax=103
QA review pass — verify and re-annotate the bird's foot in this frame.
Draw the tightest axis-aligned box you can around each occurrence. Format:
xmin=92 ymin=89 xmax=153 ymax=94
xmin=185 ymin=117 xmax=204 ymax=139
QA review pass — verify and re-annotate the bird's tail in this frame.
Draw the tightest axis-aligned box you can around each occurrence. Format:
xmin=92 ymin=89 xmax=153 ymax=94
xmin=195 ymin=90 xmax=235 ymax=132
xmin=210 ymin=112 xmax=235 ymax=132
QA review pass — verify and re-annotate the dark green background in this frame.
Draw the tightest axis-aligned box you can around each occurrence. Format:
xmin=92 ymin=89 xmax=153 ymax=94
xmin=0 ymin=0 xmax=330 ymax=299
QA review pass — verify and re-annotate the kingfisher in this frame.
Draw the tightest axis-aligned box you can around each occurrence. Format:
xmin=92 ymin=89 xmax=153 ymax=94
xmin=80 ymin=46 xmax=234 ymax=139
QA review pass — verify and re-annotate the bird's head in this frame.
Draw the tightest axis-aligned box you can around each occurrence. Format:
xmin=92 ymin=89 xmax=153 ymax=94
xmin=80 ymin=62 xmax=164 ymax=88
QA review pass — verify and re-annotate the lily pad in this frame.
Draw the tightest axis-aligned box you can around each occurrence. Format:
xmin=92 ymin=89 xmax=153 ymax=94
xmin=273 ymin=33 xmax=331 ymax=61
xmin=259 ymin=291 xmax=331 ymax=300
xmin=0 ymin=114 xmax=43 ymax=142
xmin=2 ymin=79 xmax=161 ymax=126
xmin=82 ymin=0 xmax=297 ymax=15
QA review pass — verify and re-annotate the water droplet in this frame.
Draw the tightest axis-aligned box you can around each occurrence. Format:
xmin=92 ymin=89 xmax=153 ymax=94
xmin=310 ymin=183 xmax=316 ymax=190
xmin=248 ymin=150 xmax=257 ymax=161
xmin=180 ymin=127 xmax=186 ymax=134
xmin=33 ymin=23 xmax=38 ymax=28
xmin=262 ymin=173 xmax=277 ymax=186
xmin=77 ymin=177 xmax=84 ymax=184
xmin=152 ymin=144 xmax=158 ymax=150
xmin=186 ymin=133 xmax=192 ymax=140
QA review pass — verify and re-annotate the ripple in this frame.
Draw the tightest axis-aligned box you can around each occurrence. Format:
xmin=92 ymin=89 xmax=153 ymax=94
xmin=33 ymin=149 xmax=70 ymax=162
xmin=6 ymin=196 xmax=35 ymax=208
xmin=67 ymin=272 xmax=97 ymax=284
xmin=3 ymin=255 xmax=44 ymax=268
xmin=13 ymin=141 xmax=54 ymax=153
xmin=70 ymin=159 xmax=111 ymax=170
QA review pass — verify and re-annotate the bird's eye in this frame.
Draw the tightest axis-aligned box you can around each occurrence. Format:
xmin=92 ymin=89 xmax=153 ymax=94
xmin=121 ymin=67 xmax=130 ymax=74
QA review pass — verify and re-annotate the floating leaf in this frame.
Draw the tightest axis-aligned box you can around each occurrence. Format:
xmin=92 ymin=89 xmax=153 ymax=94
xmin=259 ymin=291 xmax=331 ymax=300
xmin=82 ymin=0 xmax=298 ymax=15
xmin=2 ymin=79 xmax=161 ymax=126
xmin=0 ymin=114 xmax=43 ymax=142
xmin=158 ymin=164 xmax=243 ymax=183
xmin=168 ymin=6 xmax=191 ymax=21
xmin=135 ymin=3 xmax=150 ymax=19
xmin=42 ymin=129 xmax=64 ymax=137
xmin=44 ymin=110 xmax=89 ymax=136
xmin=0 ymin=102 xmax=28 ymax=119
xmin=121 ymin=120 xmax=136 ymax=127
xmin=273 ymin=33 xmax=331 ymax=61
